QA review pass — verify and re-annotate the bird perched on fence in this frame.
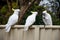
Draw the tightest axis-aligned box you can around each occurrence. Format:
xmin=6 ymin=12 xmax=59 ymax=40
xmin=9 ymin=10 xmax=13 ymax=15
xmin=5 ymin=8 xmax=20 ymax=32
xmin=24 ymin=11 xmax=38 ymax=31
xmin=42 ymin=10 xmax=52 ymax=26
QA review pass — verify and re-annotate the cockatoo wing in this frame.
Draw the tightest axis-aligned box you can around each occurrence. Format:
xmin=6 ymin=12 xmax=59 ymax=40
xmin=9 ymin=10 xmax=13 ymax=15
xmin=7 ymin=14 xmax=18 ymax=25
xmin=43 ymin=18 xmax=47 ymax=25
xmin=42 ymin=13 xmax=52 ymax=25
xmin=5 ymin=14 xmax=18 ymax=32
xmin=46 ymin=14 xmax=52 ymax=25
xmin=24 ymin=15 xmax=35 ymax=31
xmin=25 ymin=15 xmax=35 ymax=26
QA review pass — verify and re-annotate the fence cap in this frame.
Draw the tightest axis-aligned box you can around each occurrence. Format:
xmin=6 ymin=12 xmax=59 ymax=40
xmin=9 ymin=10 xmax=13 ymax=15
xmin=0 ymin=25 xmax=60 ymax=29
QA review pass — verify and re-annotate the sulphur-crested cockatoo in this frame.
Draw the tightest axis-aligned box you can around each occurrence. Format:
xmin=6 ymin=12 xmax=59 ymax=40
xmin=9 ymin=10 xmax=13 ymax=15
xmin=42 ymin=10 xmax=52 ymax=26
xmin=5 ymin=8 xmax=20 ymax=32
xmin=24 ymin=11 xmax=38 ymax=31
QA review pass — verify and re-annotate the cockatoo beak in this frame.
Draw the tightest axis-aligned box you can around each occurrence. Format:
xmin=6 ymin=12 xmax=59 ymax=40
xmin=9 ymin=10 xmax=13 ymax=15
xmin=12 ymin=8 xmax=15 ymax=11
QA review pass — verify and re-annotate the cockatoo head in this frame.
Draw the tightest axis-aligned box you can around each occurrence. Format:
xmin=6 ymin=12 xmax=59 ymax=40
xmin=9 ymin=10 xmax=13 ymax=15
xmin=42 ymin=10 xmax=47 ymax=16
xmin=31 ymin=11 xmax=38 ymax=15
xmin=12 ymin=8 xmax=20 ymax=12
xmin=12 ymin=8 xmax=20 ymax=15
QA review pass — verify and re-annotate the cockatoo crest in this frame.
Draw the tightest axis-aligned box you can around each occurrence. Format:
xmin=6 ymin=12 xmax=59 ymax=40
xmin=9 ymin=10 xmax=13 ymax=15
xmin=31 ymin=11 xmax=38 ymax=14
xmin=12 ymin=8 xmax=20 ymax=12
xmin=43 ymin=10 xmax=47 ymax=13
xmin=12 ymin=8 xmax=15 ymax=11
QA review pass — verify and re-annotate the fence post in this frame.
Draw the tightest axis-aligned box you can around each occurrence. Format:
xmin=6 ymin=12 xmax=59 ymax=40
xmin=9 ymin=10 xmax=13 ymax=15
xmin=34 ymin=26 xmax=40 ymax=40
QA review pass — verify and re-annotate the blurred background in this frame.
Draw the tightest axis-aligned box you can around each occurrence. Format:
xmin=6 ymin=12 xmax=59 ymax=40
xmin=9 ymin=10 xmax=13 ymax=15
xmin=0 ymin=0 xmax=60 ymax=25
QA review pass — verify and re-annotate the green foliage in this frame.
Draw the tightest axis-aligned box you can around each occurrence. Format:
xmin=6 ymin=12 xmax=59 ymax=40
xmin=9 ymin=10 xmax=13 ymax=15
xmin=0 ymin=5 xmax=8 ymax=14
xmin=51 ymin=13 xmax=60 ymax=25
xmin=0 ymin=5 xmax=8 ymax=24
xmin=12 ymin=2 xmax=18 ymax=8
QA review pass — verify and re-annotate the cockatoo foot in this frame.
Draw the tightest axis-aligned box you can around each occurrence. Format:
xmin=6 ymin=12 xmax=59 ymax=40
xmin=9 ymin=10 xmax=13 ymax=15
xmin=24 ymin=27 xmax=28 ymax=31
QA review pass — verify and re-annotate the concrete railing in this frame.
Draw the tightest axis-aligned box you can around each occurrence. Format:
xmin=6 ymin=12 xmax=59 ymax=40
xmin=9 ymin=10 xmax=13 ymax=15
xmin=0 ymin=25 xmax=60 ymax=40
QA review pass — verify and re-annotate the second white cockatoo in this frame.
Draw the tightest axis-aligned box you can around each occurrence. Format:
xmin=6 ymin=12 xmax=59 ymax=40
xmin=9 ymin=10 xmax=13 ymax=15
xmin=42 ymin=10 xmax=52 ymax=26
xmin=5 ymin=8 xmax=20 ymax=32
xmin=24 ymin=11 xmax=38 ymax=31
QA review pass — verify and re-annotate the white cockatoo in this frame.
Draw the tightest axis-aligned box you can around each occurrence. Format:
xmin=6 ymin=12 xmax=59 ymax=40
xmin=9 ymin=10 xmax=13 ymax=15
xmin=24 ymin=11 xmax=38 ymax=31
xmin=5 ymin=8 xmax=20 ymax=32
xmin=42 ymin=10 xmax=52 ymax=26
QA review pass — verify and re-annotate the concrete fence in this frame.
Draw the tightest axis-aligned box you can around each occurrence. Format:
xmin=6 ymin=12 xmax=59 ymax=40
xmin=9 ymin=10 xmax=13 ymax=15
xmin=0 ymin=25 xmax=60 ymax=40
